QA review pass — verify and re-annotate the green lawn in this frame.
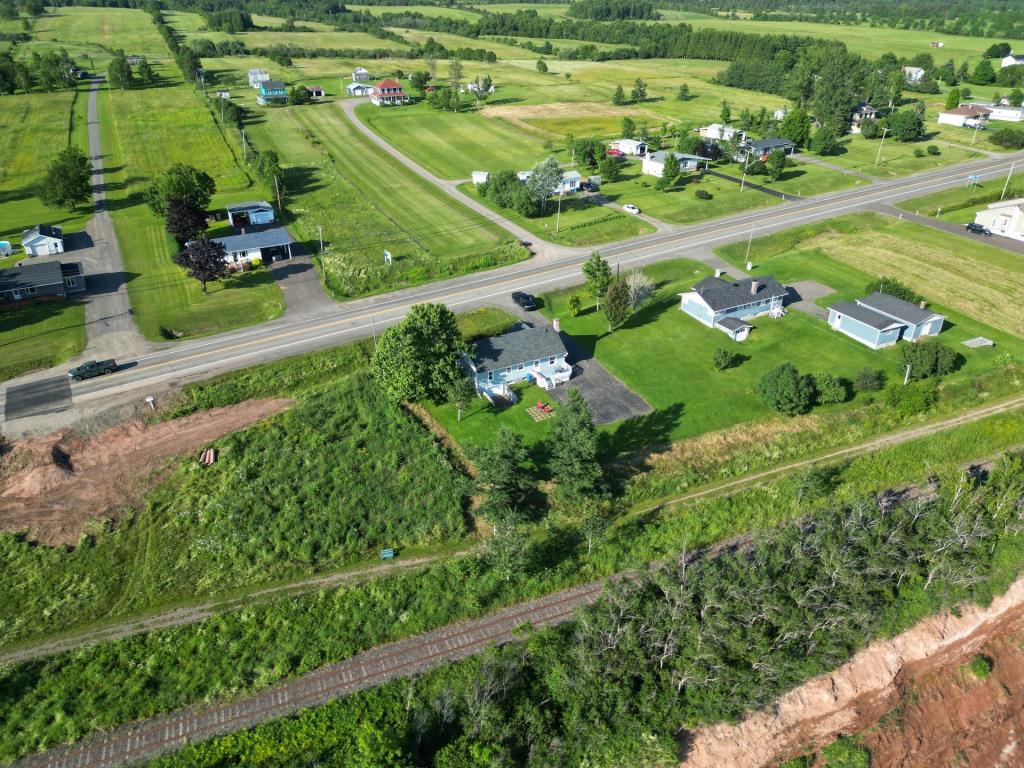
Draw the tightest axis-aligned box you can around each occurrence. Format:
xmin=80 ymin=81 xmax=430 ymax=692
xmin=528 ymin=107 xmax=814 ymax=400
xmin=30 ymin=6 xmax=171 ymax=66
xmin=823 ymin=134 xmax=985 ymax=178
xmin=348 ymin=5 xmax=484 ymax=21
xmin=0 ymin=301 xmax=87 ymax=382
xmin=896 ymin=171 xmax=1024 ymax=223
xmin=460 ymin=182 xmax=655 ymax=246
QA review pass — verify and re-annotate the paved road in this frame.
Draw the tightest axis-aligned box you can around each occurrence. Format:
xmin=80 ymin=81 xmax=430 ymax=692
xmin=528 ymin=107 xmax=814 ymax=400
xmin=873 ymin=203 xmax=1024 ymax=256
xmin=2 ymin=133 xmax=1022 ymax=435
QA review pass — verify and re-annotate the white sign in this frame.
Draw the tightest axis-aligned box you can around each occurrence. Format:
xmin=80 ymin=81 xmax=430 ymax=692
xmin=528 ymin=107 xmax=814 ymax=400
xmin=384 ymin=250 xmax=392 ymax=265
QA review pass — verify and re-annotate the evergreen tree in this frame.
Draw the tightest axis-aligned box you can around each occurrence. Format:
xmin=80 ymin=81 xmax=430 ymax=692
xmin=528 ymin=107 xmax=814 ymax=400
xmin=535 ymin=58 xmax=548 ymax=74
xmin=719 ymin=99 xmax=731 ymax=123
xmin=778 ymin=106 xmax=811 ymax=146
xmin=611 ymin=83 xmax=625 ymax=105
xmin=598 ymin=154 xmax=621 ymax=183
xmin=137 ymin=60 xmax=154 ymax=86
xmin=630 ymin=77 xmax=647 ymax=102
xmin=810 ymin=125 xmax=840 ymax=156
xmin=620 ymin=116 xmax=635 ymax=138
xmin=654 ymin=151 xmax=679 ymax=190
xmin=757 ymin=362 xmax=814 ymax=416
xmin=766 ymin=149 xmax=787 ymax=181
xmin=971 ymin=59 xmax=996 ymax=85
xmin=603 ymin=278 xmax=631 ymax=331
xmin=676 ymin=83 xmax=689 ymax=101
xmin=547 ymin=388 xmax=601 ymax=502
xmin=944 ymin=87 xmax=961 ymax=110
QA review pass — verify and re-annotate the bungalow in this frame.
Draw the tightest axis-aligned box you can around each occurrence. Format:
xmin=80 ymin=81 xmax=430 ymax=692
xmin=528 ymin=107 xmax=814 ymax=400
xmin=937 ymin=104 xmax=991 ymax=128
xmin=248 ymin=68 xmax=270 ymax=88
xmin=352 ymin=66 xmax=371 ymax=81
xmin=464 ymin=326 xmax=571 ymax=398
xmin=973 ymin=197 xmax=1024 ymax=241
xmin=558 ymin=170 xmax=582 ymax=194
xmin=371 ymin=79 xmax=408 ymax=106
xmin=346 ymin=82 xmax=373 ymax=97
xmin=698 ymin=123 xmax=743 ymax=142
xmin=970 ymin=102 xmax=1024 ymax=122
xmin=308 ymin=85 xmax=325 ymax=99
xmin=678 ymin=274 xmax=788 ymax=342
xmin=850 ymin=102 xmax=878 ymax=134
xmin=21 ymin=225 xmax=64 ymax=257
xmin=641 ymin=151 xmax=703 ymax=177
xmin=735 ymin=137 xmax=796 ymax=162
xmin=826 ymin=292 xmax=944 ymax=350
xmin=226 ymin=201 xmax=275 ymax=228
xmin=0 ymin=261 xmax=84 ymax=302
xmin=614 ymin=138 xmax=647 ymax=156
xmin=257 ymin=80 xmax=288 ymax=106
xmin=472 ymin=171 xmax=490 ymax=186
xmin=902 ymin=66 xmax=925 ymax=84
xmin=1001 ymin=54 xmax=1024 ymax=68
xmin=209 ymin=227 xmax=294 ymax=265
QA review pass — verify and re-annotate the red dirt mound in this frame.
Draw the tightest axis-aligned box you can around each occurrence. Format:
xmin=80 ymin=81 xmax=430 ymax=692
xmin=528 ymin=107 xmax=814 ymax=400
xmin=0 ymin=399 xmax=291 ymax=546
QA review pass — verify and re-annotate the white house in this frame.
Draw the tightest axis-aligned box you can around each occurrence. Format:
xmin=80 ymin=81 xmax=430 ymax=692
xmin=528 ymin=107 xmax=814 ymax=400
xmin=641 ymin=151 xmax=702 ymax=177
xmin=615 ymin=138 xmax=647 ymax=156
xmin=247 ymin=68 xmax=270 ymax=89
xmin=971 ymin=102 xmax=1024 ymax=122
xmin=346 ymin=82 xmax=373 ymax=97
xmin=698 ymin=123 xmax=743 ymax=142
xmin=974 ymin=198 xmax=1024 ymax=241
xmin=850 ymin=102 xmax=878 ymax=134
xmin=1001 ymin=54 xmax=1024 ymax=68
xmin=937 ymin=104 xmax=991 ymax=128
xmin=678 ymin=274 xmax=788 ymax=342
xmin=21 ymin=225 xmax=64 ymax=257
xmin=208 ymin=228 xmax=294 ymax=265
xmin=557 ymin=170 xmax=582 ymax=194
xmin=472 ymin=171 xmax=490 ymax=186
xmin=466 ymin=81 xmax=495 ymax=94
xmin=352 ymin=66 xmax=371 ymax=81
xmin=902 ymin=66 xmax=925 ymax=84
xmin=773 ymin=107 xmax=789 ymax=121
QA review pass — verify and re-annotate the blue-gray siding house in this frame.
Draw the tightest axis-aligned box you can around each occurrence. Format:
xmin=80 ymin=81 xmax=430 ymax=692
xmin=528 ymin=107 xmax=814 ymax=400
xmin=827 ymin=292 xmax=944 ymax=350
xmin=0 ymin=261 xmax=85 ymax=302
xmin=226 ymin=201 xmax=276 ymax=228
xmin=464 ymin=326 xmax=571 ymax=398
xmin=678 ymin=274 xmax=788 ymax=341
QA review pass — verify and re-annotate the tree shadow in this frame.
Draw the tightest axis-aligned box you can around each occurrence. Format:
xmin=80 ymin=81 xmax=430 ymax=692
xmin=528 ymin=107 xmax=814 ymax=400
xmin=0 ymin=299 xmax=88 ymax=349
xmin=598 ymin=402 xmax=685 ymax=468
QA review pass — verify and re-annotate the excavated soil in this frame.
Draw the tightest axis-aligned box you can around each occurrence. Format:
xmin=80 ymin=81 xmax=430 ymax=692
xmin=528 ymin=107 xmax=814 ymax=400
xmin=681 ymin=576 xmax=1024 ymax=768
xmin=0 ymin=399 xmax=291 ymax=546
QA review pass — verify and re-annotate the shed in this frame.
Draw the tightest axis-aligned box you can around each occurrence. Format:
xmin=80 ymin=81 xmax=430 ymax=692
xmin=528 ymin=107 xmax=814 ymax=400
xmin=21 ymin=225 xmax=64 ymax=257
xmin=472 ymin=171 xmax=490 ymax=186
xmin=226 ymin=201 xmax=276 ymax=228
xmin=615 ymin=138 xmax=647 ymax=156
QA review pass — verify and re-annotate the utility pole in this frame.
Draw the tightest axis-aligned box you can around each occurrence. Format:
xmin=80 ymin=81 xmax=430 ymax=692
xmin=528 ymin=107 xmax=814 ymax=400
xmin=740 ymin=150 xmax=751 ymax=191
xmin=317 ymin=224 xmax=324 ymax=253
xmin=1001 ymin=161 xmax=1016 ymax=200
xmin=972 ymin=120 xmax=982 ymax=146
xmin=554 ymin=186 xmax=564 ymax=236
xmin=241 ymin=128 xmax=247 ymax=160
xmin=874 ymin=127 xmax=889 ymax=167
xmin=274 ymin=174 xmax=282 ymax=210
xmin=370 ymin=314 xmax=378 ymax=349
xmin=220 ymin=95 xmax=224 ymax=124
xmin=744 ymin=225 xmax=755 ymax=267
xmin=904 ymin=363 xmax=912 ymax=386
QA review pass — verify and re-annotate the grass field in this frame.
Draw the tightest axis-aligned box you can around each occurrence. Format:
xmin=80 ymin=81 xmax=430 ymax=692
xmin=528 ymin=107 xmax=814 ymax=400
xmin=822 ymin=132 xmax=986 ymax=178
xmin=0 ymin=301 xmax=87 ymax=382
xmin=28 ymin=6 xmax=171 ymax=66
xmin=349 ymin=4 xmax=483 ymax=21
xmin=896 ymin=171 xmax=1024 ymax=223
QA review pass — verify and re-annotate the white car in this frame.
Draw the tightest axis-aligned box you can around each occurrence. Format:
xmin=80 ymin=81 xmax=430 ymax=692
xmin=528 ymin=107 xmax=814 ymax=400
xmin=623 ymin=204 xmax=641 ymax=215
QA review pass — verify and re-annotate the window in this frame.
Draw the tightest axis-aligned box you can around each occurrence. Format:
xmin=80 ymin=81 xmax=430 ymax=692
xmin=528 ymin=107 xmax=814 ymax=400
xmin=25 ymin=287 xmax=37 ymax=295
xmin=487 ymin=372 xmax=493 ymax=382
xmin=517 ymin=363 xmax=525 ymax=371
xmin=548 ymin=357 xmax=555 ymax=365
xmin=64 ymin=277 xmax=76 ymax=287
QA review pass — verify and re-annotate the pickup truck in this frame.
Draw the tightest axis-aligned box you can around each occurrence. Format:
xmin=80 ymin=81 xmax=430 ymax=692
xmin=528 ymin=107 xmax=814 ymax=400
xmin=68 ymin=359 xmax=117 ymax=381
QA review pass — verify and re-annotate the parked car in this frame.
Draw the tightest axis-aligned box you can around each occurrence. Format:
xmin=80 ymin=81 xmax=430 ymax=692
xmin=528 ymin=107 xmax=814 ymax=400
xmin=518 ymin=240 xmax=532 ymax=248
xmin=606 ymin=148 xmax=624 ymax=157
xmin=965 ymin=222 xmax=992 ymax=236
xmin=623 ymin=204 xmax=641 ymax=215
xmin=512 ymin=291 xmax=537 ymax=311
xmin=68 ymin=359 xmax=117 ymax=381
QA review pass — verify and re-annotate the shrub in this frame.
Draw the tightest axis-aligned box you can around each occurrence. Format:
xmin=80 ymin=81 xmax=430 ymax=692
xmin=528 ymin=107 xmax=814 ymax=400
xmin=712 ymin=348 xmax=739 ymax=371
xmin=966 ymin=654 xmax=993 ymax=680
xmin=901 ymin=340 xmax=962 ymax=380
xmin=859 ymin=118 xmax=880 ymax=139
xmin=695 ymin=189 xmax=712 ymax=200
xmin=812 ymin=372 xmax=849 ymax=405
xmin=885 ymin=379 xmax=939 ymax=414
xmin=990 ymin=127 xmax=1024 ymax=149
xmin=567 ymin=294 xmax=583 ymax=317
xmin=866 ymin=277 xmax=923 ymax=305
xmin=854 ymin=368 xmax=885 ymax=392
xmin=913 ymin=147 xmax=926 ymax=158
xmin=927 ymin=144 xmax=941 ymax=155
xmin=821 ymin=736 xmax=871 ymax=768
xmin=757 ymin=362 xmax=814 ymax=416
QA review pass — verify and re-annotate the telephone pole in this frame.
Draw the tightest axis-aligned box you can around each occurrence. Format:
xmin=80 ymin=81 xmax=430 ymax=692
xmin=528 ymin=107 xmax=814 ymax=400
xmin=1002 ymin=161 xmax=1016 ymax=200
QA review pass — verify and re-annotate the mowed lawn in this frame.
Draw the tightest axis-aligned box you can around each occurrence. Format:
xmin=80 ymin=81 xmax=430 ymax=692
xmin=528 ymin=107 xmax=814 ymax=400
xmin=0 ymin=301 xmax=87 ymax=382
xmin=823 ymin=133 xmax=985 ymax=178
xmin=897 ymin=171 xmax=1024 ymax=223
xmin=31 ymin=6 xmax=172 ymax=65
xmin=717 ymin=213 xmax=1024 ymax=342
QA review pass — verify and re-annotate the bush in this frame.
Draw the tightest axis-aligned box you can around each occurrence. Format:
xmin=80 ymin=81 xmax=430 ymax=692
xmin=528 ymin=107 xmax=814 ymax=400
xmin=712 ymin=347 xmax=739 ymax=371
xmin=885 ymin=379 xmax=939 ymax=414
xmin=757 ymin=362 xmax=814 ymax=416
xmin=821 ymin=736 xmax=871 ymax=768
xmin=866 ymin=277 xmax=923 ymax=305
xmin=926 ymin=144 xmax=941 ymax=156
xmin=854 ymin=368 xmax=885 ymax=392
xmin=695 ymin=189 xmax=712 ymax=200
xmin=567 ymin=294 xmax=583 ymax=317
xmin=913 ymin=147 xmax=926 ymax=158
xmin=990 ymin=127 xmax=1024 ymax=149
xmin=812 ymin=372 xmax=849 ymax=405
xmin=901 ymin=340 xmax=962 ymax=380
xmin=966 ymin=654 xmax=993 ymax=679
xmin=859 ymin=118 xmax=880 ymax=139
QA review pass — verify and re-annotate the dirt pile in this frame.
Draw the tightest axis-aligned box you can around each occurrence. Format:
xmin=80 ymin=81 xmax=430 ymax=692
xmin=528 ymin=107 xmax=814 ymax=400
xmin=681 ymin=576 xmax=1024 ymax=768
xmin=0 ymin=399 xmax=291 ymax=546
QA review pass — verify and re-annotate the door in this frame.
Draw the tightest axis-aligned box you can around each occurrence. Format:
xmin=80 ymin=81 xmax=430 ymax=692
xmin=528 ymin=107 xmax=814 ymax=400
xmin=11 ymin=290 xmax=20 ymax=300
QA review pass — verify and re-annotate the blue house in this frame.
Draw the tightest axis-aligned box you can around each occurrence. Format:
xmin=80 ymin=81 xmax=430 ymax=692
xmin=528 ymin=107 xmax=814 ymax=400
xmin=827 ymin=292 xmax=945 ymax=350
xmin=678 ymin=274 xmax=788 ymax=341
xmin=464 ymin=326 xmax=571 ymax=400
xmin=257 ymin=80 xmax=288 ymax=106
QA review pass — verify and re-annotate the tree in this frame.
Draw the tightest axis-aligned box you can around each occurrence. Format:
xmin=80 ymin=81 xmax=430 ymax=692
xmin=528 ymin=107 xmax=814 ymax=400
xmin=372 ymin=303 xmax=468 ymax=403
xmin=944 ymin=87 xmax=961 ymax=110
xmin=676 ymin=133 xmax=702 ymax=155
xmin=38 ymin=145 xmax=91 ymax=209
xmin=901 ymin=340 xmax=962 ymax=380
xmin=165 ymin=197 xmax=208 ymax=244
xmin=812 ymin=372 xmax=848 ymax=405
xmin=860 ymin=118 xmax=881 ymax=139
xmin=448 ymin=58 xmax=464 ymax=111
xmin=757 ymin=362 xmax=814 ymax=416
xmin=525 ymin=156 xmax=562 ymax=214
xmin=409 ymin=70 xmax=430 ymax=94
xmin=885 ymin=68 xmax=905 ymax=108
xmin=252 ymin=151 xmax=284 ymax=199
xmin=712 ymin=347 xmax=738 ymax=371
xmin=676 ymin=83 xmax=690 ymax=101
xmin=611 ymin=83 xmax=625 ymax=105
xmin=567 ymin=294 xmax=583 ymax=317
xmin=288 ymin=85 xmax=311 ymax=105
xmin=855 ymin=368 xmax=884 ymax=392
xmin=1010 ymin=89 xmax=1024 ymax=108
xmin=425 ymin=55 xmax=436 ymax=79
xmin=625 ymin=269 xmax=654 ymax=308
xmin=620 ymin=115 xmax=635 ymax=138
xmin=173 ymin=238 xmax=227 ymax=293
xmin=778 ymin=106 xmax=811 ymax=147
xmin=886 ymin=379 xmax=938 ymax=414
xmin=603 ymin=278 xmax=631 ymax=331
xmin=654 ymin=151 xmax=679 ymax=190
xmin=970 ymin=59 xmax=996 ymax=85
xmin=719 ymin=100 xmax=731 ymax=124
xmin=486 ymin=527 xmax=528 ymax=582
xmin=24 ymin=0 xmax=44 ymax=15
xmin=107 ymin=53 xmax=132 ymax=90
xmin=810 ymin=125 xmax=840 ymax=156
xmin=0 ymin=0 xmax=16 ymax=21
xmin=547 ymin=388 xmax=601 ymax=501
xmin=137 ymin=60 xmax=154 ymax=86
xmin=146 ymin=163 xmax=215 ymax=217
xmin=449 ymin=376 xmax=476 ymax=423
xmin=535 ymin=58 xmax=548 ymax=74
xmin=766 ymin=149 xmax=787 ymax=181
xmin=474 ymin=427 xmax=532 ymax=514
xmin=598 ymin=154 xmax=621 ymax=182
xmin=582 ymin=251 xmax=612 ymax=311
xmin=886 ymin=109 xmax=924 ymax=142
xmin=630 ymin=77 xmax=647 ymax=103
xmin=983 ymin=43 xmax=1012 ymax=59
xmin=578 ymin=497 xmax=612 ymax=556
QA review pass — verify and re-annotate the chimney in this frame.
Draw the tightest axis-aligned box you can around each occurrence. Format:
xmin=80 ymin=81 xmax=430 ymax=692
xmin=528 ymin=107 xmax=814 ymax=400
xmin=750 ymin=280 xmax=760 ymax=296
xmin=553 ymin=318 xmax=560 ymax=333
xmin=714 ymin=268 xmax=723 ymax=278
xmin=919 ymin=300 xmax=927 ymax=309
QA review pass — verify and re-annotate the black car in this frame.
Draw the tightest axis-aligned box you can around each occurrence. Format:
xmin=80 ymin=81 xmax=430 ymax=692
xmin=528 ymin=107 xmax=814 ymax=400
xmin=965 ymin=222 xmax=992 ymax=236
xmin=512 ymin=291 xmax=537 ymax=311
xmin=68 ymin=359 xmax=117 ymax=381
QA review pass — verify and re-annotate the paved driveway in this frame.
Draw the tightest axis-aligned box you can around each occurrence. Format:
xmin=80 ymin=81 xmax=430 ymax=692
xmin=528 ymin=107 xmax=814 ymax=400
xmin=785 ymin=280 xmax=835 ymax=319
xmin=271 ymin=255 xmax=337 ymax=321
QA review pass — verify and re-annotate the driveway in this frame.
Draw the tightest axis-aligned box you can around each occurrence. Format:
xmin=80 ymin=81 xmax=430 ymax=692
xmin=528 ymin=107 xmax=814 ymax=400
xmin=873 ymin=203 xmax=1024 ymax=257
xmin=271 ymin=254 xmax=338 ymax=321
xmin=785 ymin=280 xmax=835 ymax=319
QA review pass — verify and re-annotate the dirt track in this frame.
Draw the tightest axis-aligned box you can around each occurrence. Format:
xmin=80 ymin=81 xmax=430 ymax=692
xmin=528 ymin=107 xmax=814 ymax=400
xmin=0 ymin=399 xmax=291 ymax=546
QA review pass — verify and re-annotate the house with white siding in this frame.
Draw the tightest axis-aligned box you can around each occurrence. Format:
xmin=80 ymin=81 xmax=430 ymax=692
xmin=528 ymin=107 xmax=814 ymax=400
xmin=464 ymin=326 xmax=571 ymax=399
xmin=973 ymin=198 xmax=1024 ymax=241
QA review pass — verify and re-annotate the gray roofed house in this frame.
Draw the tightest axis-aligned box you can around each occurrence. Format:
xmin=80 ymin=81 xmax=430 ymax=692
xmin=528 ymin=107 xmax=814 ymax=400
xmin=736 ymin=136 xmax=796 ymax=161
xmin=0 ymin=261 xmax=85 ymax=302
xmin=679 ymin=275 xmax=788 ymax=342
xmin=465 ymin=326 xmax=572 ymax=397
xmin=21 ymin=224 xmax=64 ymax=257
xmin=857 ymin=292 xmax=940 ymax=326
xmin=641 ymin=150 xmax=704 ymax=177
xmin=208 ymin=227 xmax=294 ymax=264
xmin=827 ymin=292 xmax=945 ymax=350
xmin=827 ymin=300 xmax=905 ymax=331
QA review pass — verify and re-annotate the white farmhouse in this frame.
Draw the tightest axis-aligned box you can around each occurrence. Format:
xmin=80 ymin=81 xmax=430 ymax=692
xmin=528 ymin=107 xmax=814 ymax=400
xmin=247 ymin=69 xmax=270 ymax=89
xmin=641 ymin=151 xmax=703 ymax=177
xmin=615 ymin=138 xmax=647 ymax=155
xmin=902 ymin=66 xmax=925 ymax=84
xmin=1001 ymin=54 xmax=1024 ymax=68
xmin=974 ymin=198 xmax=1024 ymax=241
xmin=698 ymin=123 xmax=743 ymax=142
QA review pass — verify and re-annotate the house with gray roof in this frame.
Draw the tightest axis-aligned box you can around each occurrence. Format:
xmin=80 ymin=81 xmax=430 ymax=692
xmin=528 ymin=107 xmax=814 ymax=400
xmin=735 ymin=137 xmax=796 ymax=162
xmin=21 ymin=224 xmax=64 ymax=257
xmin=827 ymin=292 xmax=944 ymax=349
xmin=207 ymin=227 xmax=294 ymax=265
xmin=0 ymin=261 xmax=84 ymax=302
xmin=225 ymin=201 xmax=275 ymax=228
xmin=464 ymin=326 xmax=571 ymax=398
xmin=678 ymin=273 xmax=788 ymax=341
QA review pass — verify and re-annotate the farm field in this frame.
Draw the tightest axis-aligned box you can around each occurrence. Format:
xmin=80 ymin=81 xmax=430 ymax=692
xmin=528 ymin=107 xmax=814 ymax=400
xmin=718 ymin=213 xmax=1024 ymax=340
xmin=27 ymin=6 xmax=170 ymax=66
xmin=896 ymin=171 xmax=1024 ymax=223
xmin=389 ymin=27 xmax=529 ymax=59
xmin=0 ymin=301 xmax=87 ymax=382
xmin=471 ymin=3 xmax=571 ymax=18
xmin=348 ymin=4 xmax=484 ymax=21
